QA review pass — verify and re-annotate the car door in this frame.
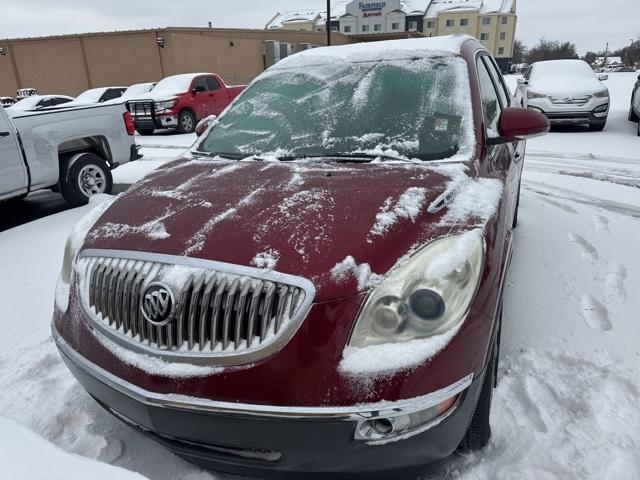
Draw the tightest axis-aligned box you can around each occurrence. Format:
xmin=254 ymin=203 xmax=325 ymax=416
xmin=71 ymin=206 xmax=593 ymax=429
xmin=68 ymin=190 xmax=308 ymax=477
xmin=205 ymin=76 xmax=226 ymax=116
xmin=191 ymin=77 xmax=210 ymax=120
xmin=0 ymin=107 xmax=28 ymax=199
xmin=476 ymin=54 xmax=518 ymax=234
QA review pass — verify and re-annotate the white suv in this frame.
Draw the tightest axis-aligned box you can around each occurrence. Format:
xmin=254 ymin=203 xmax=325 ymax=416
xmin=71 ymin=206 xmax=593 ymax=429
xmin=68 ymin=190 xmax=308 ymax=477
xmin=515 ymin=59 xmax=610 ymax=131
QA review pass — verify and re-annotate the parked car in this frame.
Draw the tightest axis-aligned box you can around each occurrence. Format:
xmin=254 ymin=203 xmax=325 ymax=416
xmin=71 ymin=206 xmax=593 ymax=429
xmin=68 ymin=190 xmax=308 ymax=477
xmin=629 ymin=73 xmax=640 ymax=136
xmin=63 ymin=86 xmax=127 ymax=107
xmin=16 ymin=88 xmax=38 ymax=100
xmin=7 ymin=94 xmax=74 ymax=114
xmin=0 ymin=101 xmax=140 ymax=206
xmin=515 ymin=59 xmax=610 ymax=131
xmin=52 ymin=35 xmax=549 ymax=478
xmin=128 ymin=73 xmax=245 ymax=135
xmin=0 ymin=97 xmax=15 ymax=108
xmin=614 ymin=67 xmax=636 ymax=73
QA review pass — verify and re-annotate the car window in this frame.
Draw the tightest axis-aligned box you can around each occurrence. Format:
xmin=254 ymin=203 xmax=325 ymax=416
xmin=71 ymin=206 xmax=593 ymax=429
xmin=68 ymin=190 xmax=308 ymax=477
xmin=523 ymin=66 xmax=532 ymax=81
xmin=206 ymin=76 xmax=220 ymax=91
xmin=36 ymin=99 xmax=49 ymax=108
xmin=194 ymin=77 xmax=209 ymax=93
xmin=52 ymin=97 xmax=71 ymax=106
xmin=476 ymin=57 xmax=503 ymax=134
xmin=100 ymin=89 xmax=124 ymax=102
xmin=482 ymin=56 xmax=510 ymax=107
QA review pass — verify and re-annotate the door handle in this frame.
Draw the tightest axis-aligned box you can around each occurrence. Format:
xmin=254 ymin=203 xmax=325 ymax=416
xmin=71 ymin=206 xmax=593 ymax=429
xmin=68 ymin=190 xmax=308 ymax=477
xmin=0 ymin=131 xmax=10 ymax=138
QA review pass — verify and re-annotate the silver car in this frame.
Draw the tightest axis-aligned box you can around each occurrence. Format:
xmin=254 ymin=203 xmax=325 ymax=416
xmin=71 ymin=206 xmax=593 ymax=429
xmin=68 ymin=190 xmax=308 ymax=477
xmin=515 ymin=59 xmax=610 ymax=131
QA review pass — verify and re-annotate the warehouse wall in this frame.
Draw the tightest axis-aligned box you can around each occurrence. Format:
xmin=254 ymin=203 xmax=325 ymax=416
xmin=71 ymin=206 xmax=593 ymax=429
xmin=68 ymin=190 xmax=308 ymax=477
xmin=0 ymin=28 xmax=351 ymax=98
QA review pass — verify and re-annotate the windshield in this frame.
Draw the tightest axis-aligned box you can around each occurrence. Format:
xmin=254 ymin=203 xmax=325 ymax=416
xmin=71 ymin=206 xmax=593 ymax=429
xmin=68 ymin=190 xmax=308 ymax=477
xmin=531 ymin=60 xmax=596 ymax=80
xmin=197 ymin=56 xmax=473 ymax=161
xmin=75 ymin=88 xmax=107 ymax=103
xmin=152 ymin=74 xmax=195 ymax=95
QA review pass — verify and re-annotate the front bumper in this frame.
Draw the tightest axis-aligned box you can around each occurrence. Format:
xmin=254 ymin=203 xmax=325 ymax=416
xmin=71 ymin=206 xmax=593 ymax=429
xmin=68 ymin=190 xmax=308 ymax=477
xmin=527 ymin=96 xmax=609 ymax=125
xmin=53 ymin=325 xmax=483 ymax=478
xmin=133 ymin=113 xmax=178 ymax=130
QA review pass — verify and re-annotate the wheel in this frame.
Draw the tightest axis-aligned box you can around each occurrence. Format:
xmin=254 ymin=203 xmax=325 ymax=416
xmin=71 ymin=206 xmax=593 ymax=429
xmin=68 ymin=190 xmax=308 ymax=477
xmin=458 ymin=334 xmax=497 ymax=451
xmin=177 ymin=110 xmax=196 ymax=134
xmin=136 ymin=129 xmax=155 ymax=135
xmin=512 ymin=181 xmax=521 ymax=229
xmin=60 ymin=153 xmax=113 ymax=207
xmin=629 ymin=98 xmax=639 ymax=122
xmin=589 ymin=120 xmax=606 ymax=131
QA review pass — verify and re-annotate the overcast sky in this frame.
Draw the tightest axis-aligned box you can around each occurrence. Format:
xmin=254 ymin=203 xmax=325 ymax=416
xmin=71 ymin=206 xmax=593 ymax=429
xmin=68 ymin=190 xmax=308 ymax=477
xmin=1 ymin=0 xmax=638 ymax=55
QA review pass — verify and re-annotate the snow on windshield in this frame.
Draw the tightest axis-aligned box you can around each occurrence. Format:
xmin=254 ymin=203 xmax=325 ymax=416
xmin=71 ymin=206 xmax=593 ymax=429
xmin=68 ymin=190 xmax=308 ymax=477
xmin=75 ymin=88 xmax=107 ymax=103
xmin=531 ymin=60 xmax=596 ymax=79
xmin=198 ymin=53 xmax=474 ymax=162
xmin=10 ymin=96 xmax=42 ymax=109
xmin=121 ymin=83 xmax=154 ymax=100
xmin=152 ymin=74 xmax=198 ymax=95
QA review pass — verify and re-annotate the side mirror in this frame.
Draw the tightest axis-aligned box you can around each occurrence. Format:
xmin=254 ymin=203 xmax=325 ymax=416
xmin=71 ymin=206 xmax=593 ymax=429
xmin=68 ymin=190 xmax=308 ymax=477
xmin=598 ymin=74 xmax=608 ymax=81
xmin=488 ymin=107 xmax=550 ymax=145
xmin=195 ymin=114 xmax=217 ymax=137
xmin=192 ymin=86 xmax=206 ymax=94
xmin=517 ymin=77 xmax=527 ymax=85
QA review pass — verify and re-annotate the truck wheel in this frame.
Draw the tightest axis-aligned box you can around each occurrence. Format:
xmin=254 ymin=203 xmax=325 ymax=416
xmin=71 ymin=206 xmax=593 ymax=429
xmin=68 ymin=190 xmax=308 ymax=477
xmin=136 ymin=129 xmax=155 ymax=135
xmin=60 ymin=153 xmax=113 ymax=207
xmin=177 ymin=110 xmax=196 ymax=134
xmin=629 ymin=99 xmax=639 ymax=122
xmin=458 ymin=337 xmax=497 ymax=451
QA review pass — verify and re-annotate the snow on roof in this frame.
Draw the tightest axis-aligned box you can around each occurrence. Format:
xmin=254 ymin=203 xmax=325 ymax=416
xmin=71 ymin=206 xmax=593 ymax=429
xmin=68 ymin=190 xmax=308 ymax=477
xmin=425 ymin=0 xmax=513 ymax=17
xmin=267 ymin=1 xmax=351 ymax=29
xmin=277 ymin=34 xmax=474 ymax=66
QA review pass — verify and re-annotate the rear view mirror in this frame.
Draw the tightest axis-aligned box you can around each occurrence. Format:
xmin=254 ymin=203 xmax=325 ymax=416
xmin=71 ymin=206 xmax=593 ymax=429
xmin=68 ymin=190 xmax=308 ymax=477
xmin=598 ymin=74 xmax=608 ymax=81
xmin=488 ymin=107 xmax=550 ymax=145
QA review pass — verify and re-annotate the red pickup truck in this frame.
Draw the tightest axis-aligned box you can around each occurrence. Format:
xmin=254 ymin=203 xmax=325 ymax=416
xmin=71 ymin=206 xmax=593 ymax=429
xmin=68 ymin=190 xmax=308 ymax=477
xmin=128 ymin=73 xmax=245 ymax=135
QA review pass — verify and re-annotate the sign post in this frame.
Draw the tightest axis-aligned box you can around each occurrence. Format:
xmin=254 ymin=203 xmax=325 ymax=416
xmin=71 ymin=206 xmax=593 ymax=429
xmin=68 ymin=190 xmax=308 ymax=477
xmin=326 ymin=0 xmax=332 ymax=46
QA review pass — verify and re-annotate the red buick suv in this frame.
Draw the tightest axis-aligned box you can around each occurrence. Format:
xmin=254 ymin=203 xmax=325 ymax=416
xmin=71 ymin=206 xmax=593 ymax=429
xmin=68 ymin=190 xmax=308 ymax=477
xmin=52 ymin=35 xmax=549 ymax=478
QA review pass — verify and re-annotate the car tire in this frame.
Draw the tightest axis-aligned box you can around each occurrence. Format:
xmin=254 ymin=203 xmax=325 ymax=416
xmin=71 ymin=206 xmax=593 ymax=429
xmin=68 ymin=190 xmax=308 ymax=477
xmin=458 ymin=336 xmax=497 ymax=451
xmin=136 ymin=129 xmax=155 ymax=135
xmin=60 ymin=153 xmax=113 ymax=207
xmin=177 ymin=110 xmax=196 ymax=134
xmin=589 ymin=120 xmax=606 ymax=132
xmin=629 ymin=100 xmax=639 ymax=122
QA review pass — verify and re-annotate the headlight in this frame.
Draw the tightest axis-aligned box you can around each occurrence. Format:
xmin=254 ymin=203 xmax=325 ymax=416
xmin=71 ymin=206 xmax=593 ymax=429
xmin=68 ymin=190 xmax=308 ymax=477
xmin=154 ymin=99 xmax=177 ymax=111
xmin=593 ymin=89 xmax=609 ymax=98
xmin=527 ymin=91 xmax=546 ymax=99
xmin=348 ymin=230 xmax=484 ymax=348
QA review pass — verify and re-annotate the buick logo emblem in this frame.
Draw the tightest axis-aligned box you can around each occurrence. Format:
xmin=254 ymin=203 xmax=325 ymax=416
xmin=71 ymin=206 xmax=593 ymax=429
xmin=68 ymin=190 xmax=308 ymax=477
xmin=141 ymin=283 xmax=175 ymax=326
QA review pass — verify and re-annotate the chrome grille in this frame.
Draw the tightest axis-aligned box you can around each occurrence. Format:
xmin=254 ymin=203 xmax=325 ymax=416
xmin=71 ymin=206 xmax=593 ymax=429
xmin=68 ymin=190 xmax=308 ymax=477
xmin=76 ymin=250 xmax=314 ymax=365
xmin=550 ymin=95 xmax=590 ymax=106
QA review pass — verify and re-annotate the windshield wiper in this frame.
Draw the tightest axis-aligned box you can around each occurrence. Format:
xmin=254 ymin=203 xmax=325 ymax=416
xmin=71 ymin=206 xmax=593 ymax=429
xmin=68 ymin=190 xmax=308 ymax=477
xmin=276 ymin=153 xmax=407 ymax=163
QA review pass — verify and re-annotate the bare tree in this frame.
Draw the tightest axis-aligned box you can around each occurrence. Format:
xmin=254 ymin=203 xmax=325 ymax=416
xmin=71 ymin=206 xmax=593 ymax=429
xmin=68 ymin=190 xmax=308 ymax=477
xmin=512 ymin=39 xmax=528 ymax=64
xmin=525 ymin=39 xmax=579 ymax=64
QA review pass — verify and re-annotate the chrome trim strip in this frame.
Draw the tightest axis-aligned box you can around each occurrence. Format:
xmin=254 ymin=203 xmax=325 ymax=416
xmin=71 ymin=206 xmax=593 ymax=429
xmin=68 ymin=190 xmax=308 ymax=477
xmin=52 ymin=323 xmax=473 ymax=421
xmin=76 ymin=249 xmax=316 ymax=367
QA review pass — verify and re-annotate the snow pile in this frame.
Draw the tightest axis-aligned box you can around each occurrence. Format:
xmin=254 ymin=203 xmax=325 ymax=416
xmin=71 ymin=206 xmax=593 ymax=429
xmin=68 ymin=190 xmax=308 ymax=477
xmin=370 ymin=187 xmax=427 ymax=237
xmin=425 ymin=229 xmax=482 ymax=278
xmin=433 ymin=171 xmax=504 ymax=225
xmin=0 ymin=415 xmax=149 ymax=480
xmin=330 ymin=256 xmax=382 ymax=291
xmin=251 ymin=250 xmax=280 ymax=270
xmin=340 ymin=323 xmax=462 ymax=377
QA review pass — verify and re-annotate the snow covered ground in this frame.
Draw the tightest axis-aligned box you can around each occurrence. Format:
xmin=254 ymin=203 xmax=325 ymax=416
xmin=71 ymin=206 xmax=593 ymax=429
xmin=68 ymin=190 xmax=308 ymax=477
xmin=0 ymin=73 xmax=639 ymax=479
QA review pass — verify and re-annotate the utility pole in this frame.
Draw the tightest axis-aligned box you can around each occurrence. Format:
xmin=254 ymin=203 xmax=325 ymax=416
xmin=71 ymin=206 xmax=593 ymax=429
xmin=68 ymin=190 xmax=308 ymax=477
xmin=326 ymin=0 xmax=332 ymax=46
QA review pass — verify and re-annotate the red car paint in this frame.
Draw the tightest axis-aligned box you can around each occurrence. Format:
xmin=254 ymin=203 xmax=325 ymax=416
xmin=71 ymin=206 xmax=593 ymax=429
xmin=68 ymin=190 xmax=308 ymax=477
xmin=54 ymin=37 xmax=549 ymax=443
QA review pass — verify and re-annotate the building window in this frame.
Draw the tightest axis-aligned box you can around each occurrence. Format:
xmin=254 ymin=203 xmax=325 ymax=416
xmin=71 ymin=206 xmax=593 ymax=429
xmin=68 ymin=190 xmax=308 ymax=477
xmin=374 ymin=24 xmax=382 ymax=31
xmin=446 ymin=19 xmax=455 ymax=27
xmin=344 ymin=25 xmax=351 ymax=33
xmin=501 ymin=16 xmax=508 ymax=25
xmin=362 ymin=24 xmax=369 ymax=32
xmin=331 ymin=25 xmax=339 ymax=32
xmin=481 ymin=17 xmax=491 ymax=26
xmin=391 ymin=22 xmax=400 ymax=30
xmin=408 ymin=21 xmax=418 ymax=31
xmin=480 ymin=33 xmax=490 ymax=41
xmin=498 ymin=47 xmax=504 ymax=55
xmin=460 ymin=18 xmax=469 ymax=27
xmin=500 ymin=32 xmax=506 ymax=40
xmin=426 ymin=20 xmax=435 ymax=29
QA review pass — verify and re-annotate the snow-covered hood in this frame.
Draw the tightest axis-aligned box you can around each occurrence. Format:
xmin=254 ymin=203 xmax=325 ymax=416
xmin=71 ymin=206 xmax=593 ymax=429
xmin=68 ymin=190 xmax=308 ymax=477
xmin=529 ymin=75 xmax=607 ymax=97
xmin=83 ymin=159 xmax=499 ymax=301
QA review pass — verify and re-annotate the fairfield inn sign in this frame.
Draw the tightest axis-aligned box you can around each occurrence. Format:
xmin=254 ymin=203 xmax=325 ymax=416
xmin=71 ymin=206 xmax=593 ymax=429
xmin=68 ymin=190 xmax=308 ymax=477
xmin=359 ymin=2 xmax=387 ymax=17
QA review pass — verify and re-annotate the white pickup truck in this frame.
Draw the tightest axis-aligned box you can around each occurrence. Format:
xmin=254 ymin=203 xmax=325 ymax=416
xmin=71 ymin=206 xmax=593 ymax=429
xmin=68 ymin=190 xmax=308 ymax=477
xmin=0 ymin=102 xmax=140 ymax=206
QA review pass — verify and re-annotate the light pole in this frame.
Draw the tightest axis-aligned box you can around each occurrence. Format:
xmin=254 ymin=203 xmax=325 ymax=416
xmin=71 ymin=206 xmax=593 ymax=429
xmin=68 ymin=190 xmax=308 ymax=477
xmin=626 ymin=38 xmax=634 ymax=67
xmin=326 ymin=0 xmax=332 ymax=46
